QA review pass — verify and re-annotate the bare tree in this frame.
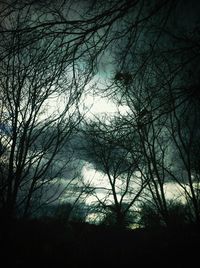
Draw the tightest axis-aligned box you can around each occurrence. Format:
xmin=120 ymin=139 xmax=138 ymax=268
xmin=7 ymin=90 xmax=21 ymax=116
xmin=0 ymin=7 xmax=91 ymax=220
xmin=162 ymin=92 xmax=200 ymax=225
xmin=96 ymin=0 xmax=200 ymax=227
xmin=82 ymin=117 xmax=148 ymax=228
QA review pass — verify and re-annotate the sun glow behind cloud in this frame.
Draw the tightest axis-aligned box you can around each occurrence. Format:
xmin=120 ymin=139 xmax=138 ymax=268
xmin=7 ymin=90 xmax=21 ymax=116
xmin=82 ymin=93 xmax=130 ymax=118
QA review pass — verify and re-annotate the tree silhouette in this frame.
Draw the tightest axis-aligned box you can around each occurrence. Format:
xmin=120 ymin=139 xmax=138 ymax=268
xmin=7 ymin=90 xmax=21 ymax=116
xmin=0 ymin=6 xmax=91 ymax=219
xmin=1 ymin=0 xmax=200 ymax=227
xmin=82 ymin=117 xmax=147 ymax=228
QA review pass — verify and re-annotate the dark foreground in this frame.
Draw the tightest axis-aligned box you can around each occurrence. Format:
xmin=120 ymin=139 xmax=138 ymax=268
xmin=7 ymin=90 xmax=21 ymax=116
xmin=1 ymin=219 xmax=200 ymax=267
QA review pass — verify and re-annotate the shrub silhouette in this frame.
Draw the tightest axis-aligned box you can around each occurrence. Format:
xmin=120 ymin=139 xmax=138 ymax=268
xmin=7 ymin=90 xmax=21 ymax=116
xmin=100 ymin=204 xmax=136 ymax=229
xmin=139 ymin=200 xmax=191 ymax=228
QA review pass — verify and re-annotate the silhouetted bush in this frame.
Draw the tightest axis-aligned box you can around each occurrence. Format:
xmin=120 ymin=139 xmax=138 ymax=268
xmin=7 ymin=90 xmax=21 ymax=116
xmin=139 ymin=200 xmax=191 ymax=228
xmin=100 ymin=205 xmax=137 ymax=229
xmin=139 ymin=203 xmax=164 ymax=228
